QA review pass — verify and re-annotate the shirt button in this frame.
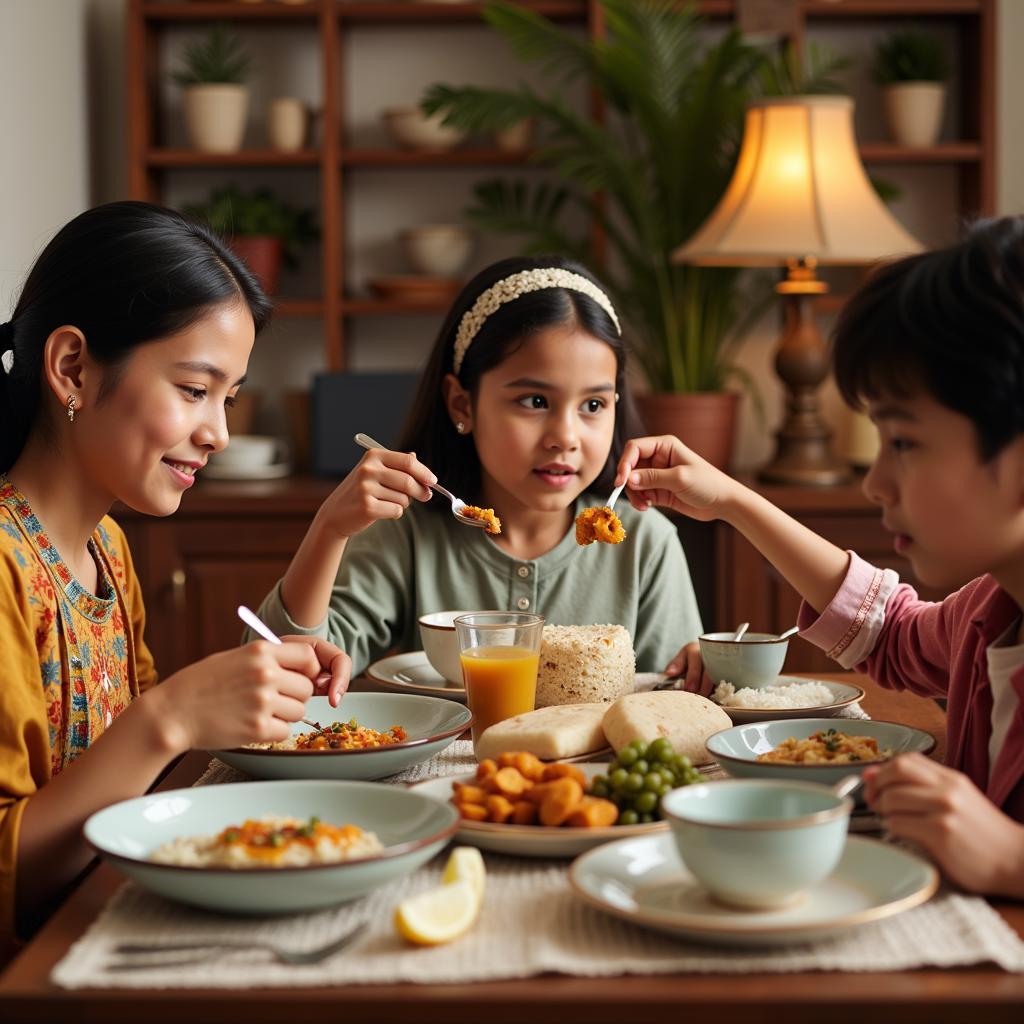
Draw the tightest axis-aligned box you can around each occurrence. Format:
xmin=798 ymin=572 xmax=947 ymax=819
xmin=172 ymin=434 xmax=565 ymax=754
xmin=517 ymin=565 xmax=530 ymax=578
xmin=104 ymin=711 xmax=112 ymax=727
xmin=516 ymin=597 xmax=530 ymax=610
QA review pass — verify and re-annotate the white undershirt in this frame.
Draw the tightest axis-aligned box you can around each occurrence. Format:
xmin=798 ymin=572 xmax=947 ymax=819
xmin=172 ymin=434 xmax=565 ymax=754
xmin=986 ymin=618 xmax=1024 ymax=776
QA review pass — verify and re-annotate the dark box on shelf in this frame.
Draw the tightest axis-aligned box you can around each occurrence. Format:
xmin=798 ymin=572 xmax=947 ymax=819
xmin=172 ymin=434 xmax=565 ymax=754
xmin=311 ymin=371 xmax=421 ymax=477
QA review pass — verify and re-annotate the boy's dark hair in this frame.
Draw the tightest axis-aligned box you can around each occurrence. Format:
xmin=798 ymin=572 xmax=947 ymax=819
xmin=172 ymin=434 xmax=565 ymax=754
xmin=396 ymin=254 xmax=644 ymax=504
xmin=833 ymin=216 xmax=1024 ymax=461
xmin=0 ymin=200 xmax=271 ymax=473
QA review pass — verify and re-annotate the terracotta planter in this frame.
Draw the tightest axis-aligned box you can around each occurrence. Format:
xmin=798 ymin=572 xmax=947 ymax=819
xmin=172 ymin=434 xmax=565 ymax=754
xmin=230 ymin=236 xmax=283 ymax=295
xmin=637 ymin=391 xmax=740 ymax=471
xmin=183 ymin=84 xmax=249 ymax=153
xmin=883 ymin=82 xmax=945 ymax=147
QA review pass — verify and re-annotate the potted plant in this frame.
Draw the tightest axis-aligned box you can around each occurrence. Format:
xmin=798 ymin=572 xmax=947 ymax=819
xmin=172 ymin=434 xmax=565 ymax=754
xmin=183 ymin=185 xmax=318 ymax=295
xmin=172 ymin=24 xmax=252 ymax=154
xmin=422 ymin=1 xmax=842 ymax=468
xmin=873 ymin=30 xmax=950 ymax=148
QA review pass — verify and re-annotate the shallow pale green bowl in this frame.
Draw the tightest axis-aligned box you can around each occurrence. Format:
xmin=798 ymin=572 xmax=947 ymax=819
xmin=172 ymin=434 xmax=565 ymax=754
xmin=660 ymin=779 xmax=852 ymax=910
xmin=212 ymin=692 xmax=472 ymax=781
xmin=706 ymin=718 xmax=936 ymax=791
xmin=84 ymin=780 xmax=459 ymax=915
xmin=698 ymin=631 xmax=789 ymax=689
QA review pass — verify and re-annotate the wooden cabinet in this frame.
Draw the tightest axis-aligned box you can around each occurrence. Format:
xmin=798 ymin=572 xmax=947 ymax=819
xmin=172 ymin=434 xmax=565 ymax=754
xmin=116 ymin=479 xmax=333 ymax=676
xmin=715 ymin=478 xmax=950 ymax=675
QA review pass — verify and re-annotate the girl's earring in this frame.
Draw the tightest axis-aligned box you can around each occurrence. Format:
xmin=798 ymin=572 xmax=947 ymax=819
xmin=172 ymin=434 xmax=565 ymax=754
xmin=456 ymin=421 xmax=466 ymax=434
xmin=614 ymin=392 xmax=620 ymax=403
xmin=66 ymin=395 xmax=76 ymax=423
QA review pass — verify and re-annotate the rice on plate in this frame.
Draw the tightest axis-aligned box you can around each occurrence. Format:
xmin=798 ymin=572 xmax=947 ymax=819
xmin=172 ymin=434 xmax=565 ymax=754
xmin=713 ymin=680 xmax=835 ymax=709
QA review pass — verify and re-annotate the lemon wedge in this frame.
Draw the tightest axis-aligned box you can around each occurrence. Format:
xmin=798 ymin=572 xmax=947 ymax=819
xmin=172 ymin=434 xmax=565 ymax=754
xmin=395 ymin=846 xmax=485 ymax=946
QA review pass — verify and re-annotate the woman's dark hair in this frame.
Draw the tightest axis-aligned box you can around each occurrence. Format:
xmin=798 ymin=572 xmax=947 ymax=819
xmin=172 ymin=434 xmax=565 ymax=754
xmin=0 ymin=200 xmax=271 ymax=473
xmin=833 ymin=215 xmax=1024 ymax=461
xmin=396 ymin=254 xmax=643 ymax=503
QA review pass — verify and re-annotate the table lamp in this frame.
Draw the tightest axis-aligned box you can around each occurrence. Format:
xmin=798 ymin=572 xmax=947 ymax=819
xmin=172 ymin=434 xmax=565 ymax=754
xmin=673 ymin=95 xmax=922 ymax=485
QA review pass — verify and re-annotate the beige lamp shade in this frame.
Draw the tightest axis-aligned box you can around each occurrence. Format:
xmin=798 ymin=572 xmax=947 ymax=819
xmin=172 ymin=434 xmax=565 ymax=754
xmin=673 ymin=96 xmax=921 ymax=266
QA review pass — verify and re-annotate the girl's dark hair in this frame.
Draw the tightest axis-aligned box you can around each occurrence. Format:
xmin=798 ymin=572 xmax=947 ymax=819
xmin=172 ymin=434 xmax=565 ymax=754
xmin=396 ymin=254 xmax=643 ymax=503
xmin=833 ymin=216 xmax=1024 ymax=461
xmin=0 ymin=200 xmax=271 ymax=473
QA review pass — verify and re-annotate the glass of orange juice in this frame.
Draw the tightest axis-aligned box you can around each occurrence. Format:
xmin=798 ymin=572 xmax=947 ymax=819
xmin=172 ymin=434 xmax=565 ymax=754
xmin=454 ymin=611 xmax=544 ymax=747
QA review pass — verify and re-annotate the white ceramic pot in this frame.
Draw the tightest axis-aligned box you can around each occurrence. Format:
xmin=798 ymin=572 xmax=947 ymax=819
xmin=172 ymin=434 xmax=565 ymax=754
xmin=183 ymin=84 xmax=249 ymax=153
xmin=494 ymin=118 xmax=535 ymax=153
xmin=883 ymin=82 xmax=945 ymax=148
xmin=267 ymin=97 xmax=307 ymax=152
xmin=382 ymin=107 xmax=464 ymax=152
xmin=400 ymin=225 xmax=474 ymax=277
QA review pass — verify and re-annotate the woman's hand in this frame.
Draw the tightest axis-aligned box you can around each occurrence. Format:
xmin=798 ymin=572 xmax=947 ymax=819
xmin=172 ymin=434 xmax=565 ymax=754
xmin=280 ymin=634 xmax=352 ymax=706
xmin=864 ymin=753 xmax=1024 ymax=898
xmin=663 ymin=641 xmax=713 ymax=696
xmin=156 ymin=640 xmax=323 ymax=752
xmin=315 ymin=448 xmax=436 ymax=539
xmin=615 ymin=435 xmax=738 ymax=521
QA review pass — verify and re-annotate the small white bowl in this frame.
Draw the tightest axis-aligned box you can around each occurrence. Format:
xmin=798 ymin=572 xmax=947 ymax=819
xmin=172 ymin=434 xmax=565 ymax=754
xmin=215 ymin=434 xmax=286 ymax=470
xmin=418 ymin=610 xmax=478 ymax=685
xmin=382 ymin=107 xmax=465 ymax=152
xmin=400 ymin=225 xmax=474 ymax=277
xmin=698 ymin=631 xmax=789 ymax=690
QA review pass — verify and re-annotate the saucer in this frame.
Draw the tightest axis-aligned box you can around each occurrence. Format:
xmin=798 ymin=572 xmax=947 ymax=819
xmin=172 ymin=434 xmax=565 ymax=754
xmin=366 ymin=651 xmax=466 ymax=701
xmin=202 ymin=460 xmax=292 ymax=481
xmin=570 ymin=832 xmax=938 ymax=947
xmin=713 ymin=677 xmax=866 ymax=724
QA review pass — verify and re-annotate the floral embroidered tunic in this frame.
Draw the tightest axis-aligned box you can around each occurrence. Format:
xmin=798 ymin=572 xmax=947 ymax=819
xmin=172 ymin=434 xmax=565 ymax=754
xmin=0 ymin=476 xmax=156 ymax=957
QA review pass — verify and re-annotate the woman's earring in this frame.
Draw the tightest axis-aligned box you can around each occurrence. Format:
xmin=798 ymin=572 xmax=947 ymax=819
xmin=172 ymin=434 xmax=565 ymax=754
xmin=66 ymin=395 xmax=76 ymax=423
xmin=456 ymin=421 xmax=466 ymax=434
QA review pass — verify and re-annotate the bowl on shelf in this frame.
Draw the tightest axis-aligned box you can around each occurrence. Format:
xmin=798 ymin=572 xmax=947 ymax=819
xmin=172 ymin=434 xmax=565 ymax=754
xmin=400 ymin=224 xmax=474 ymax=277
xmin=494 ymin=118 xmax=536 ymax=153
xmin=382 ymin=107 xmax=465 ymax=152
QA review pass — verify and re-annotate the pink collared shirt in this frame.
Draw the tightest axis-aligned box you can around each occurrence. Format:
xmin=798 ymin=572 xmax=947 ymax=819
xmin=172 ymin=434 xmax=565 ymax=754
xmin=798 ymin=553 xmax=1024 ymax=823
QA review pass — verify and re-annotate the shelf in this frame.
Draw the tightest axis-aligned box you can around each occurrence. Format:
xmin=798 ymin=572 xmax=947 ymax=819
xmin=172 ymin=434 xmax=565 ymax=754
xmin=147 ymin=149 xmax=321 ymax=168
xmin=143 ymin=2 xmax=320 ymax=22
xmin=342 ymin=296 xmax=450 ymax=315
xmin=338 ymin=2 xmax=586 ymax=24
xmin=274 ymin=298 xmax=325 ymax=317
xmin=342 ymin=147 xmax=534 ymax=167
xmin=801 ymin=0 xmax=983 ymax=16
xmin=859 ymin=142 xmax=983 ymax=164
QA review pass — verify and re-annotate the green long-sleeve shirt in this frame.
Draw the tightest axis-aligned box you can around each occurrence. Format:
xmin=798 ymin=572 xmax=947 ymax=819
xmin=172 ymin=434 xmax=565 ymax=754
xmin=255 ymin=493 xmax=703 ymax=675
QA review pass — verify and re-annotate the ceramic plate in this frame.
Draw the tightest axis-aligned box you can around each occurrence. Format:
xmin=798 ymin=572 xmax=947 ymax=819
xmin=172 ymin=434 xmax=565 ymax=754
xmin=409 ymin=763 xmax=668 ymax=858
xmin=570 ymin=832 xmax=938 ymax=947
xmin=202 ymin=461 xmax=292 ymax=481
xmin=713 ymin=677 xmax=866 ymax=724
xmin=706 ymin=717 xmax=936 ymax=789
xmin=84 ymin=780 xmax=459 ymax=915
xmin=367 ymin=651 xmax=467 ymax=701
xmin=212 ymin=692 xmax=472 ymax=781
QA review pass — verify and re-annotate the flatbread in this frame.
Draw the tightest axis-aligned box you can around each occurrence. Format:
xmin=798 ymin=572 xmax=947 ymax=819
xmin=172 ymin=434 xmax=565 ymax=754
xmin=473 ymin=703 xmax=609 ymax=762
xmin=601 ymin=691 xmax=731 ymax=766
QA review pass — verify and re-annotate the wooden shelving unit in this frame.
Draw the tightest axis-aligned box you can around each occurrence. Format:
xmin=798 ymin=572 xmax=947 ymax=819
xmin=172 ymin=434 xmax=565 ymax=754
xmin=126 ymin=0 xmax=996 ymax=372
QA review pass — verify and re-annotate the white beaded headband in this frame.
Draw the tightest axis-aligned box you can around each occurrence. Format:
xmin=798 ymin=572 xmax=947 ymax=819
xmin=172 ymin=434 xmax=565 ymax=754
xmin=451 ymin=268 xmax=621 ymax=375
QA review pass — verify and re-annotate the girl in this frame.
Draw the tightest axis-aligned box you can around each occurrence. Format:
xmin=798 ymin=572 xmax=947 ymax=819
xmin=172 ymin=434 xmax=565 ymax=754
xmin=615 ymin=217 xmax=1024 ymax=898
xmin=0 ymin=202 xmax=349 ymax=958
xmin=255 ymin=255 xmax=705 ymax=679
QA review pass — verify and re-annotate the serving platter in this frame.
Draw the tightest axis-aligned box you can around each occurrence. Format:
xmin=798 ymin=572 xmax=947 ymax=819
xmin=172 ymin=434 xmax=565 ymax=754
xmin=570 ymin=832 xmax=938 ymax=947
xmin=409 ymin=763 xmax=668 ymax=858
xmin=212 ymin=692 xmax=471 ymax=781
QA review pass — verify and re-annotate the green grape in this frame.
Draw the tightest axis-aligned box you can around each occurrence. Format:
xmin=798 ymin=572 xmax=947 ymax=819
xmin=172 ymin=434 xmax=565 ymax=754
xmin=625 ymin=772 xmax=644 ymax=793
xmin=629 ymin=738 xmax=647 ymax=754
xmin=618 ymin=809 xmax=639 ymax=826
xmin=639 ymin=812 xmax=654 ymax=824
xmin=616 ymin=746 xmax=638 ymax=768
xmin=643 ymin=772 xmax=663 ymax=793
xmin=635 ymin=791 xmax=657 ymax=814
xmin=633 ymin=759 xmax=650 ymax=776
xmin=609 ymin=768 xmax=629 ymax=791
xmin=590 ymin=778 xmax=610 ymax=798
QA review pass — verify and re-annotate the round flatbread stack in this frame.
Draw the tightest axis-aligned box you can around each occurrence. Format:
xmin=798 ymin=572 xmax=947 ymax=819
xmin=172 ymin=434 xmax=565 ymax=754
xmin=601 ymin=691 xmax=731 ymax=766
xmin=473 ymin=703 xmax=608 ymax=762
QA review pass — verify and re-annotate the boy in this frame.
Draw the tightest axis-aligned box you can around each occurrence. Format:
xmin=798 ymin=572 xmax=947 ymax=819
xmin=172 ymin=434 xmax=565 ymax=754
xmin=618 ymin=217 xmax=1024 ymax=898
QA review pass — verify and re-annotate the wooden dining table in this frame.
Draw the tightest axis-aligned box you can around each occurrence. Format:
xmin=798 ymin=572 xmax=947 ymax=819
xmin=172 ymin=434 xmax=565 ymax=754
xmin=2 ymin=672 xmax=1023 ymax=1023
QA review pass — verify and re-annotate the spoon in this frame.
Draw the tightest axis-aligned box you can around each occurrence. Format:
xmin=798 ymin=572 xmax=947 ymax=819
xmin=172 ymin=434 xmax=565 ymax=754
xmin=237 ymin=604 xmax=320 ymax=728
xmin=732 ymin=622 xmax=750 ymax=642
xmin=604 ymin=480 xmax=626 ymax=510
xmin=353 ymin=432 xmax=488 ymax=529
xmin=777 ymin=625 xmax=799 ymax=641
xmin=832 ymin=774 xmax=863 ymax=801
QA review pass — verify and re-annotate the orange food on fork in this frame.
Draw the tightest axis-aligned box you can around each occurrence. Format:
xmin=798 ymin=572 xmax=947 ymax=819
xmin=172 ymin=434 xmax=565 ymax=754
xmin=460 ymin=505 xmax=502 ymax=534
xmin=574 ymin=506 xmax=626 ymax=545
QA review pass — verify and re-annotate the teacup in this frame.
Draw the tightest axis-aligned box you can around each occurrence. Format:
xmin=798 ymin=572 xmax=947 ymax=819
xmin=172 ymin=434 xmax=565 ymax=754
xmin=660 ymin=779 xmax=852 ymax=910
xmin=216 ymin=434 xmax=285 ymax=470
xmin=698 ymin=631 xmax=789 ymax=690
xmin=418 ymin=610 xmax=478 ymax=685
